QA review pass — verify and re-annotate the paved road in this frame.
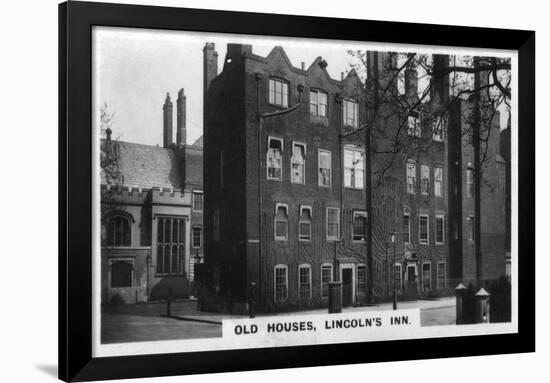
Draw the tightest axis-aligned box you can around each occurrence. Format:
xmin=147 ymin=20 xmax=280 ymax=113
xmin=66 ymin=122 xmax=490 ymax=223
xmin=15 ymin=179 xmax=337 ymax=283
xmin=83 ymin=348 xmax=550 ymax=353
xmin=101 ymin=298 xmax=455 ymax=343
xmin=101 ymin=313 xmax=221 ymax=344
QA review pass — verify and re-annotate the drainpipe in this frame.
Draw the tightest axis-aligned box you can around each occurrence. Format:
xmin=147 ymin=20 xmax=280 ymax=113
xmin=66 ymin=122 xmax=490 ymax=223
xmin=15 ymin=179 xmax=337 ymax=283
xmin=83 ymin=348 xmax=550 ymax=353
xmin=255 ymin=74 xmax=304 ymax=310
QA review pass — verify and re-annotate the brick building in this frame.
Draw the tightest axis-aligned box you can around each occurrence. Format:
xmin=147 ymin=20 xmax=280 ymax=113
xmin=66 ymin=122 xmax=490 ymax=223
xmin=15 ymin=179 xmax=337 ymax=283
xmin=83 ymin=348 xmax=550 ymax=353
xmin=100 ymin=89 xmax=204 ymax=304
xmin=202 ymin=43 xmax=510 ymax=312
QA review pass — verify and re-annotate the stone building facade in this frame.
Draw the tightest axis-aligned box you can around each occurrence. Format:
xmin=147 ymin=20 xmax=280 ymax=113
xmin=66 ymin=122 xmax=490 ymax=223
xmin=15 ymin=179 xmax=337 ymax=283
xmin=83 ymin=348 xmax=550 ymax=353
xmin=100 ymin=89 xmax=204 ymax=305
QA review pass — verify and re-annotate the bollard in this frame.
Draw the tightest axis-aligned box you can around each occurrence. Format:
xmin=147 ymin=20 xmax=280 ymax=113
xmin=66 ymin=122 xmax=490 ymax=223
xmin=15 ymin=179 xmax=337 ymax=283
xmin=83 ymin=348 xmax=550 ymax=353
xmin=328 ymin=282 xmax=342 ymax=314
xmin=166 ymin=296 xmax=172 ymax=316
xmin=455 ymin=283 xmax=467 ymax=325
xmin=475 ymin=288 xmax=490 ymax=323
xmin=248 ymin=282 xmax=256 ymax=319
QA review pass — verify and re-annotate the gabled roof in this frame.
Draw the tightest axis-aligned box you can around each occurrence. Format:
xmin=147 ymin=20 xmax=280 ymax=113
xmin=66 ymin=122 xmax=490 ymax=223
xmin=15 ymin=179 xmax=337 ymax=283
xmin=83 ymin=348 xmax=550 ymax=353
xmin=101 ymin=140 xmax=182 ymax=190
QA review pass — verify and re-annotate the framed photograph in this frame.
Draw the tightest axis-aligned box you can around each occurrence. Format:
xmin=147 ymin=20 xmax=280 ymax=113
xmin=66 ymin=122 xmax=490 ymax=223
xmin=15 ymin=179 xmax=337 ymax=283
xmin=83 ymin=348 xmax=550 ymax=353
xmin=59 ymin=1 xmax=535 ymax=381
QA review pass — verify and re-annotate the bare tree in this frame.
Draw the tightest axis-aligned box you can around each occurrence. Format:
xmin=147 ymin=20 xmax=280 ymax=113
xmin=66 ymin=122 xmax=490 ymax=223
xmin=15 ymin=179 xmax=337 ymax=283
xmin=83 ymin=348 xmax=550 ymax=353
xmin=345 ymin=50 xmax=511 ymax=298
xmin=99 ymin=102 xmax=124 ymax=247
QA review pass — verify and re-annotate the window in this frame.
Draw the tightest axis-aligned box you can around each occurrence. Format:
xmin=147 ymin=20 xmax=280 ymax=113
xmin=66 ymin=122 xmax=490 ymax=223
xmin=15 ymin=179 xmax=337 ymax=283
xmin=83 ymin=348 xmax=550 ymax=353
xmin=406 ymin=160 xmax=416 ymax=194
xmin=267 ymin=137 xmax=283 ymax=180
xmin=434 ymin=166 xmax=443 ymax=197
xmin=437 ymin=262 xmax=446 ymax=289
xmin=111 ymin=262 xmax=132 ymax=288
xmin=433 ymin=116 xmax=444 ymax=142
xmin=419 ymin=215 xmax=429 ymax=244
xmin=344 ymin=146 xmax=365 ymax=189
xmin=106 ymin=215 xmax=131 ymax=247
xmin=468 ymin=215 xmax=475 ymax=241
xmin=321 ymin=264 xmax=333 ymax=298
xmin=326 ymin=207 xmax=340 ymax=240
xmin=298 ymin=264 xmax=312 ymax=300
xmin=274 ymin=265 xmax=288 ymax=302
xmin=403 ymin=211 xmax=411 ymax=244
xmin=269 ymin=78 xmax=288 ymax=108
xmin=299 ymin=206 xmax=312 ymax=241
xmin=352 ymin=211 xmax=367 ymax=241
xmin=291 ymin=142 xmax=306 ymax=184
xmin=408 ymin=115 xmax=421 ymax=137
xmin=156 ymin=216 xmax=186 ymax=275
xmin=394 ymin=263 xmax=402 ymax=293
xmin=466 ymin=166 xmax=474 ymax=198
xmin=213 ymin=209 xmax=220 ymax=242
xmin=357 ymin=265 xmax=366 ymax=291
xmin=421 ymin=165 xmax=430 ymax=195
xmin=310 ymin=89 xmax=328 ymax=117
xmin=193 ymin=191 xmax=203 ymax=212
xmin=274 ymin=204 xmax=289 ymax=241
xmin=343 ymin=99 xmax=358 ymax=127
xmin=422 ymin=262 xmax=431 ymax=291
xmin=192 ymin=227 xmax=202 ymax=248
xmin=318 ymin=149 xmax=331 ymax=187
xmin=435 ymin=215 xmax=444 ymax=245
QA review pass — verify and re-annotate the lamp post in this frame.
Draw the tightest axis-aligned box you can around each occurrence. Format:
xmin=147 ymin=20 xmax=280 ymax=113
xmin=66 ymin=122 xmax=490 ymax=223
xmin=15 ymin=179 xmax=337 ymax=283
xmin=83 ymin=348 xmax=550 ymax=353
xmin=391 ymin=228 xmax=397 ymax=310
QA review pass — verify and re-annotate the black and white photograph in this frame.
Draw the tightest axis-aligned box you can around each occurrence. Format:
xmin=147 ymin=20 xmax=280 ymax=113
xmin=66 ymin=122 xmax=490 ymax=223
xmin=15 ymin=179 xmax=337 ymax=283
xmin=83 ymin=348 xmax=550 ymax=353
xmin=93 ymin=26 xmax=517 ymax=356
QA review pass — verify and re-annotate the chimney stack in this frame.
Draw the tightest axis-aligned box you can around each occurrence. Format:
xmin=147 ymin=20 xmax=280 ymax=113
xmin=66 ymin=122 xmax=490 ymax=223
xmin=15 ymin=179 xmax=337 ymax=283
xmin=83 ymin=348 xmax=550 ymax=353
xmin=177 ymin=88 xmax=187 ymax=146
xmin=366 ymin=51 xmax=398 ymax=95
xmin=431 ymin=54 xmax=450 ymax=103
xmin=163 ymin=92 xmax=173 ymax=148
xmin=203 ymin=42 xmax=218 ymax=114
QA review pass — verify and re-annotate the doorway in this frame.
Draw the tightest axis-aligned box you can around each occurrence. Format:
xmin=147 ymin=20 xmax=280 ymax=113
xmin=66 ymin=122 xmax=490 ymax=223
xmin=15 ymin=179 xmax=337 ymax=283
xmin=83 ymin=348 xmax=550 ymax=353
xmin=342 ymin=268 xmax=353 ymax=307
xmin=407 ymin=265 xmax=416 ymax=282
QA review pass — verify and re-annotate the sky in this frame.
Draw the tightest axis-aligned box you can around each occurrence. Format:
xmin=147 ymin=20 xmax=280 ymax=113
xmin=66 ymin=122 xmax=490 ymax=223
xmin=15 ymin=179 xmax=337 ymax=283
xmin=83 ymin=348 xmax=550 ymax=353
xmin=93 ymin=27 xmax=511 ymax=146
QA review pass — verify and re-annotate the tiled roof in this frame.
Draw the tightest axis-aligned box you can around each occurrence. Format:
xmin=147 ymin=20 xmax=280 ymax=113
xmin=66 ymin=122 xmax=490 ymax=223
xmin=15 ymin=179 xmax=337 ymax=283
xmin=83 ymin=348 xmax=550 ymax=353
xmin=101 ymin=140 xmax=182 ymax=190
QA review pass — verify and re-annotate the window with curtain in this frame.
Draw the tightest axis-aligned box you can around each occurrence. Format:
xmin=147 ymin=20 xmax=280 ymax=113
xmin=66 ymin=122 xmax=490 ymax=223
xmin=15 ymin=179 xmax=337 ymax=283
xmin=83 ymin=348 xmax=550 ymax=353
xmin=291 ymin=143 xmax=306 ymax=184
xmin=274 ymin=204 xmax=288 ymax=241
xmin=267 ymin=137 xmax=283 ymax=180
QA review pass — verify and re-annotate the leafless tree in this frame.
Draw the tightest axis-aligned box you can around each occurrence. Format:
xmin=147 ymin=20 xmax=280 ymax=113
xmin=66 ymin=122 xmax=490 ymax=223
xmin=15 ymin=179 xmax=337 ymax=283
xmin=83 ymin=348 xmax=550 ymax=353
xmin=345 ymin=50 xmax=511 ymax=299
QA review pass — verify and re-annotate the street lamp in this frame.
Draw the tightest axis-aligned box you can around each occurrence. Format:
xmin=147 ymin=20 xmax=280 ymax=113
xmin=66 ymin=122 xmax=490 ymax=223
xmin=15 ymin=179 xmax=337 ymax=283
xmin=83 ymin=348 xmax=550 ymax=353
xmin=391 ymin=229 xmax=397 ymax=310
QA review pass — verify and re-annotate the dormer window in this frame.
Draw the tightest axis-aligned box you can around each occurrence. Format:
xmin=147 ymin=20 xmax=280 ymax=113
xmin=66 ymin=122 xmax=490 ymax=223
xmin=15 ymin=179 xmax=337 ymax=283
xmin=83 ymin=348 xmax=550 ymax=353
xmin=343 ymin=99 xmax=358 ymax=127
xmin=269 ymin=78 xmax=289 ymax=108
xmin=310 ymin=89 xmax=328 ymax=117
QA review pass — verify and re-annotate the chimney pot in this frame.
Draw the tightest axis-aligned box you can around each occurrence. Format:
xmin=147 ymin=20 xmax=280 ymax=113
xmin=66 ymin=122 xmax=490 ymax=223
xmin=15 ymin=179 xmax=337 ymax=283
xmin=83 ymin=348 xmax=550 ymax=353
xmin=163 ymin=92 xmax=173 ymax=148
xmin=301 ymin=62 xmax=305 ymax=70
xmin=177 ymin=88 xmax=187 ymax=146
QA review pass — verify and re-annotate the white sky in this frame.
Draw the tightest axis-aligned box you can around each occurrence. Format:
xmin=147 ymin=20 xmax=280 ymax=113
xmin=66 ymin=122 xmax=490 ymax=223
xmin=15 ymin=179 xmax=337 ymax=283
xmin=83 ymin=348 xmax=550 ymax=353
xmin=93 ymin=27 xmax=511 ymax=146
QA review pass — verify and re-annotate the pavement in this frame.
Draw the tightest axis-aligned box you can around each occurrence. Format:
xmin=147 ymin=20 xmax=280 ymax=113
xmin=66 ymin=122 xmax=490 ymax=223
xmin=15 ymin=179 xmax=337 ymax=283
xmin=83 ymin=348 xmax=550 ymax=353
xmin=101 ymin=297 xmax=456 ymax=344
xmin=169 ymin=297 xmax=456 ymax=326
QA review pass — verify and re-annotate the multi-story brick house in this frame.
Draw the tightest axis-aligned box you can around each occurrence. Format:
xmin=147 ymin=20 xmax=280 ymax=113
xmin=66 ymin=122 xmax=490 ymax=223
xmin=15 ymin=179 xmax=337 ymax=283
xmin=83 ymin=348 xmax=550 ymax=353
xmin=203 ymin=43 xmax=370 ymax=312
xmin=100 ymin=89 xmax=204 ymax=304
xmin=202 ymin=43 xmax=510 ymax=312
xmin=368 ymin=52 xmax=510 ymax=295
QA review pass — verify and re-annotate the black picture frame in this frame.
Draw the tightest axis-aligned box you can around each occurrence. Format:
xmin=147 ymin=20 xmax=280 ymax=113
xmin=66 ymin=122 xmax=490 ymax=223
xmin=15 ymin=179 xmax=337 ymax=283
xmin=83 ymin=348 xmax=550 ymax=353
xmin=59 ymin=1 xmax=535 ymax=381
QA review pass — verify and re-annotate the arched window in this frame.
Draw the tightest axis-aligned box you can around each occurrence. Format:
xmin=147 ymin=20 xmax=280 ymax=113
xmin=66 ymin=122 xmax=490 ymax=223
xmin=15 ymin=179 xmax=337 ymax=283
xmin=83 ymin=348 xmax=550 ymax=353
xmin=105 ymin=213 xmax=132 ymax=247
